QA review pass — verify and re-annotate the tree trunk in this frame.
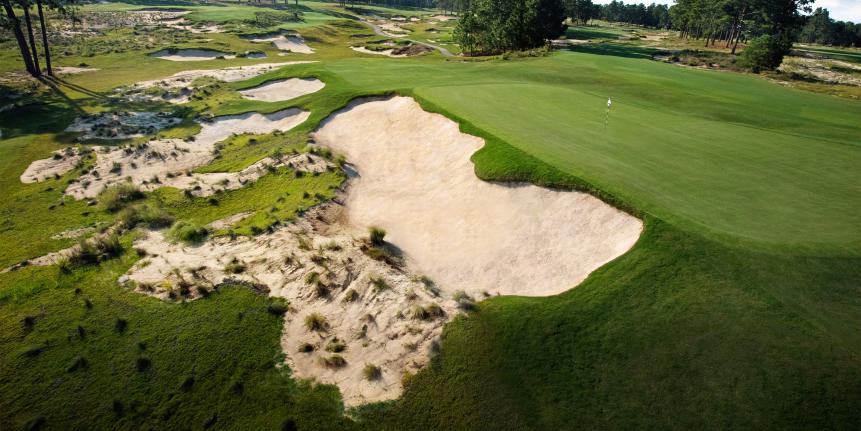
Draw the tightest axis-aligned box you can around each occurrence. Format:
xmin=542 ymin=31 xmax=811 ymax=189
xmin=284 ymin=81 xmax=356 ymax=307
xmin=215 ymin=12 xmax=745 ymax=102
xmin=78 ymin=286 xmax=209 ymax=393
xmin=2 ymin=0 xmax=38 ymax=76
xmin=731 ymin=29 xmax=742 ymax=54
xmin=36 ymin=0 xmax=51 ymax=75
xmin=22 ymin=3 xmax=42 ymax=75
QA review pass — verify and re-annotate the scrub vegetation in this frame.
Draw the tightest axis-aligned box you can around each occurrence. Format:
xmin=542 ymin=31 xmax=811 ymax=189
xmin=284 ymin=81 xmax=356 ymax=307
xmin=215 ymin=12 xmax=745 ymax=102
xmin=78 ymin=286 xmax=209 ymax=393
xmin=0 ymin=0 xmax=859 ymax=430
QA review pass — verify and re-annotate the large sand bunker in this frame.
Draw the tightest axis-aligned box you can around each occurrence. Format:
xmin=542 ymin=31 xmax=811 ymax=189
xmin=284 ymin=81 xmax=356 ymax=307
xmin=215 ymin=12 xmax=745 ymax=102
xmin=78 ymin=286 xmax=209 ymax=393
xmin=150 ymin=49 xmax=235 ymax=61
xmin=239 ymin=78 xmax=325 ymax=102
xmin=313 ymin=97 xmax=643 ymax=297
xmin=57 ymin=109 xmax=310 ymax=199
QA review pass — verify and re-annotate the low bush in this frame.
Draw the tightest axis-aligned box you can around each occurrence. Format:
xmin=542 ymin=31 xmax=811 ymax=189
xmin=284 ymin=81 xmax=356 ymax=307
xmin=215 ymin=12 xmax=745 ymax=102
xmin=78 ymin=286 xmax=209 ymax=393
xmin=369 ymin=226 xmax=386 ymax=245
xmin=319 ymin=354 xmax=347 ymax=368
xmin=167 ymin=221 xmax=209 ymax=244
xmin=325 ymin=338 xmax=346 ymax=353
xmin=363 ymin=363 xmax=382 ymax=381
xmin=304 ymin=313 xmax=327 ymax=331
xmin=69 ymin=233 xmax=123 ymax=266
xmin=267 ymin=297 xmax=289 ymax=315
xmin=119 ymin=203 xmax=174 ymax=229
xmin=738 ymin=34 xmax=793 ymax=73
xmin=99 ymin=182 xmax=144 ymax=212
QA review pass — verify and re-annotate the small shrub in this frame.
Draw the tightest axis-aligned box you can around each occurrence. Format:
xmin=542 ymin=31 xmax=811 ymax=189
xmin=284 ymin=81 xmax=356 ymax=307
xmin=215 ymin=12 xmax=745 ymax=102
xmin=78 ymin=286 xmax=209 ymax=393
xmin=304 ymin=313 xmax=327 ymax=331
xmin=224 ymin=257 xmax=246 ymax=274
xmin=167 ymin=221 xmax=209 ymax=244
xmin=342 ymin=289 xmax=359 ymax=302
xmin=119 ymin=204 xmax=174 ymax=229
xmin=267 ymin=297 xmax=289 ymax=315
xmin=325 ymin=338 xmax=346 ymax=353
xmin=363 ymin=363 xmax=381 ymax=381
xmin=738 ymin=34 xmax=792 ymax=73
xmin=298 ymin=343 xmax=315 ymax=353
xmin=369 ymin=275 xmax=389 ymax=292
xmin=99 ymin=182 xmax=144 ymax=212
xmin=369 ymin=226 xmax=386 ymax=245
xmin=319 ymin=354 xmax=347 ymax=368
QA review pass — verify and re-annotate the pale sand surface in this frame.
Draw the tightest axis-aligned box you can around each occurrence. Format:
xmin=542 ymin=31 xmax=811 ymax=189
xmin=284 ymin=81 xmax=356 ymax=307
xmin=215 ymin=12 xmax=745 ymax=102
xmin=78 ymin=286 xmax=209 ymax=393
xmin=350 ymin=46 xmax=406 ymax=57
xmin=239 ymin=78 xmax=325 ymax=102
xmin=313 ymin=96 xmax=643 ymax=297
xmin=150 ymin=49 xmax=236 ymax=61
xmin=248 ymin=34 xmax=315 ymax=53
xmin=20 ymin=147 xmax=83 ymax=183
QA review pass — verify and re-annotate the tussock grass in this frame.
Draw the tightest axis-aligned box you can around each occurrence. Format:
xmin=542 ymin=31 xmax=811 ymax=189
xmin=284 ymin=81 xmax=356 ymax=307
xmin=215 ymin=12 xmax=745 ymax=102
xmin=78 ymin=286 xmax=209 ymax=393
xmin=319 ymin=354 xmax=346 ymax=368
xmin=304 ymin=313 xmax=327 ymax=332
xmin=167 ymin=221 xmax=209 ymax=244
xmin=363 ymin=363 xmax=382 ymax=381
xmin=99 ymin=182 xmax=144 ymax=213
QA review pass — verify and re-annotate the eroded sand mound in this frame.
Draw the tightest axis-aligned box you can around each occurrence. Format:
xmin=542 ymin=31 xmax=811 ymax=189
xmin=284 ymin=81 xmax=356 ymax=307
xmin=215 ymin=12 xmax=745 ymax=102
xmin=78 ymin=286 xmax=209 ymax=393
xmin=65 ymin=111 xmax=181 ymax=140
xmin=122 ymin=205 xmax=456 ymax=406
xmin=150 ymin=49 xmax=235 ymax=61
xmin=350 ymin=46 xmax=407 ymax=58
xmin=239 ymin=78 xmax=325 ymax=102
xmin=61 ymin=109 xmax=310 ymax=199
xmin=313 ymin=97 xmax=643 ymax=297
xmin=20 ymin=147 xmax=84 ymax=183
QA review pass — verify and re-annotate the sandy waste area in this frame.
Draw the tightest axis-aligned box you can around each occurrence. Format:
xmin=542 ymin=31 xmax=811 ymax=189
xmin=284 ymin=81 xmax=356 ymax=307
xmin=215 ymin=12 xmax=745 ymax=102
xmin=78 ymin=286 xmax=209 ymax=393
xmin=150 ymin=49 xmax=236 ymax=61
xmin=17 ymin=90 xmax=642 ymax=406
xmin=239 ymin=78 xmax=325 ymax=102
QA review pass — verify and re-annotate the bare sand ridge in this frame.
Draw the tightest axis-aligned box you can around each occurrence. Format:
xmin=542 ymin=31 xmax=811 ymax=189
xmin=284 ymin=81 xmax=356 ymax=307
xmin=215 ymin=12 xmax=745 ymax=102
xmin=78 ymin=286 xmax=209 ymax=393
xmin=20 ymin=147 xmax=83 ymax=183
xmin=247 ymin=33 xmax=315 ymax=54
xmin=350 ymin=46 xmax=407 ymax=58
xmin=60 ymin=109 xmax=310 ymax=199
xmin=125 ymin=62 xmax=315 ymax=104
xmin=313 ymin=97 xmax=643 ymax=297
xmin=239 ymin=78 xmax=325 ymax=102
xmin=150 ymin=49 xmax=236 ymax=61
xmin=121 ymin=204 xmax=457 ymax=406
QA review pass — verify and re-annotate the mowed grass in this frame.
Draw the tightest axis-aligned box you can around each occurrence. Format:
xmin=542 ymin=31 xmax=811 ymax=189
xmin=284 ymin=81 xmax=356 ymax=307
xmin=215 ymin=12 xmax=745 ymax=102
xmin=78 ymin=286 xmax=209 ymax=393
xmin=1 ymin=5 xmax=860 ymax=430
xmin=309 ymin=50 xmax=861 ymax=249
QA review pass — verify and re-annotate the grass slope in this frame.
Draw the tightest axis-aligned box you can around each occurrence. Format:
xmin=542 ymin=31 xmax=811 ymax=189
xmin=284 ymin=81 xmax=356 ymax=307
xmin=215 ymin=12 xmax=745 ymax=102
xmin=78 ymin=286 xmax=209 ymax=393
xmin=1 ymin=5 xmax=859 ymax=430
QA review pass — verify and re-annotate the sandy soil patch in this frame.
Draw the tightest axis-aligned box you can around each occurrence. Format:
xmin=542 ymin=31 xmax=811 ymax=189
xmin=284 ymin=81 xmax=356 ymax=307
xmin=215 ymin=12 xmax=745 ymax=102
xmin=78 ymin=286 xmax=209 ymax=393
xmin=121 ymin=203 xmax=458 ymax=406
xmin=779 ymin=56 xmax=861 ymax=86
xmin=162 ymin=17 xmax=224 ymax=33
xmin=65 ymin=112 xmax=181 ymax=140
xmin=239 ymin=78 xmax=325 ymax=102
xmin=430 ymin=14 xmax=456 ymax=22
xmin=150 ymin=49 xmax=236 ymax=61
xmin=376 ymin=22 xmax=411 ymax=37
xmin=20 ymin=147 xmax=84 ymax=183
xmin=124 ymin=62 xmax=315 ymax=105
xmin=55 ymin=66 xmax=100 ymax=75
xmin=61 ymin=109 xmax=310 ymax=199
xmin=248 ymin=33 xmax=315 ymax=54
xmin=313 ymin=97 xmax=643 ymax=297
xmin=207 ymin=212 xmax=252 ymax=230
xmin=350 ymin=46 xmax=406 ymax=57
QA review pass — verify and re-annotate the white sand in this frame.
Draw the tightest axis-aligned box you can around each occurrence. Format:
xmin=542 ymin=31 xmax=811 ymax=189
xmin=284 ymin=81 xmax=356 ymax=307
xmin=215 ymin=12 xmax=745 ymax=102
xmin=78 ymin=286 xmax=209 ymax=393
xmin=239 ymin=78 xmax=325 ymax=102
xmin=313 ymin=97 xmax=643 ymax=297
xmin=150 ymin=49 xmax=236 ymax=61
xmin=248 ymin=33 xmax=314 ymax=54
xmin=55 ymin=66 xmax=100 ymax=75
xmin=125 ymin=62 xmax=315 ymax=105
xmin=350 ymin=46 xmax=406 ymax=58
xmin=20 ymin=147 xmax=83 ymax=183
xmin=61 ymin=109 xmax=310 ymax=199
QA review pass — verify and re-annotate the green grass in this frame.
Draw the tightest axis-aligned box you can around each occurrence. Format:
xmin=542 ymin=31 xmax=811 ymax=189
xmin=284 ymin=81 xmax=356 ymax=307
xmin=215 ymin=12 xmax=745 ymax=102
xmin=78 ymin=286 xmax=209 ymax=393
xmin=1 ymin=4 xmax=860 ymax=430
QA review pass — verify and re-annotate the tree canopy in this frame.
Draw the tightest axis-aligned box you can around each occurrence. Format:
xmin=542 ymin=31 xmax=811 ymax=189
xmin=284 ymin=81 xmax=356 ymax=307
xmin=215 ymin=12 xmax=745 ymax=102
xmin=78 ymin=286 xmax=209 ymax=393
xmin=454 ymin=0 xmax=567 ymax=54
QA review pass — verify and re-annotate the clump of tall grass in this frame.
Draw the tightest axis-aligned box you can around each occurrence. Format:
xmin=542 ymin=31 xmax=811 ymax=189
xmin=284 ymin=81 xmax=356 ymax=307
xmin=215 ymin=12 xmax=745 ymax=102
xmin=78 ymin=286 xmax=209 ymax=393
xmin=410 ymin=303 xmax=445 ymax=321
xmin=119 ymin=203 xmax=174 ymax=229
xmin=167 ymin=221 xmax=209 ymax=244
xmin=304 ymin=312 xmax=327 ymax=332
xmin=363 ymin=363 xmax=381 ymax=381
xmin=325 ymin=337 xmax=346 ymax=353
xmin=68 ymin=233 xmax=123 ymax=266
xmin=224 ymin=257 xmax=246 ymax=274
xmin=99 ymin=182 xmax=144 ymax=212
xmin=319 ymin=354 xmax=346 ymax=368
xmin=369 ymin=226 xmax=386 ymax=245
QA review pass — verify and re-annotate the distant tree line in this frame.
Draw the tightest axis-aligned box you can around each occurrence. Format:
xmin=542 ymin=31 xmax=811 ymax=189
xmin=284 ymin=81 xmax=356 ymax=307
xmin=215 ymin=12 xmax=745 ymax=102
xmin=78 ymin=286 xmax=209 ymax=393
xmin=799 ymin=7 xmax=861 ymax=47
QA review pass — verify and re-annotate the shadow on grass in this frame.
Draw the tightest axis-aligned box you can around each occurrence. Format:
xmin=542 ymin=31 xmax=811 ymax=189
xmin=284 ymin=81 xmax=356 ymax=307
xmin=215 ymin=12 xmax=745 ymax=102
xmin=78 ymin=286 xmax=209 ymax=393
xmin=565 ymin=43 xmax=658 ymax=60
xmin=565 ymin=26 xmax=627 ymax=40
